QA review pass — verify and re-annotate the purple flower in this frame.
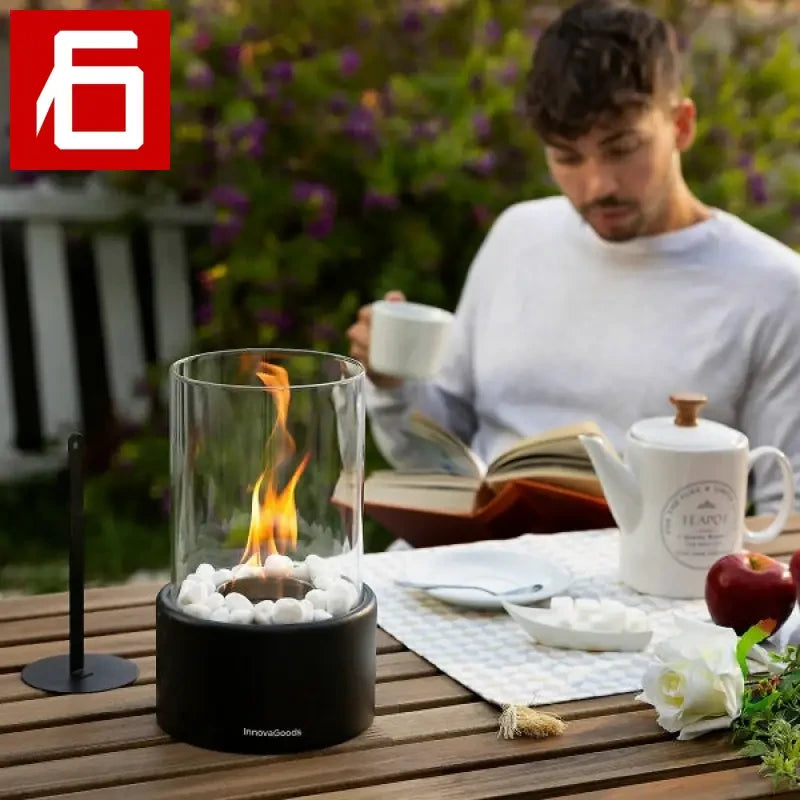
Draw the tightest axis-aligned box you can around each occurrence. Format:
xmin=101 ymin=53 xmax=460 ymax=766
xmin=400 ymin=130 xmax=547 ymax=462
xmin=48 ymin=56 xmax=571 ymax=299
xmin=737 ymin=153 xmax=753 ymax=169
xmin=195 ymin=303 xmax=213 ymax=325
xmin=242 ymin=24 xmax=259 ymax=40
xmin=211 ymin=217 xmax=244 ymax=248
xmin=344 ymin=106 xmax=376 ymax=141
xmin=292 ymin=181 xmax=335 ymax=209
xmin=256 ymin=308 xmax=294 ymax=333
xmin=469 ymin=151 xmax=497 ymax=176
xmin=473 ymin=111 xmax=490 ymax=140
xmin=307 ymin=213 xmax=335 ymax=239
xmin=186 ymin=61 xmax=214 ymax=90
xmin=498 ymin=61 xmax=519 ymax=86
xmin=483 ymin=19 xmax=501 ymax=45
xmin=269 ymin=61 xmax=294 ymax=83
xmin=231 ymin=118 xmax=267 ymax=158
xmin=224 ymin=45 xmax=241 ymax=73
xmin=310 ymin=321 xmax=339 ymax=342
xmin=340 ymin=47 xmax=361 ymax=77
xmin=211 ymin=185 xmax=249 ymax=214
xmin=363 ymin=189 xmax=400 ymax=211
xmin=191 ymin=30 xmax=212 ymax=53
xmin=412 ymin=117 xmax=444 ymax=141
xmin=402 ymin=10 xmax=423 ymax=32
xmin=328 ymin=93 xmax=349 ymax=115
xmin=747 ymin=172 xmax=768 ymax=205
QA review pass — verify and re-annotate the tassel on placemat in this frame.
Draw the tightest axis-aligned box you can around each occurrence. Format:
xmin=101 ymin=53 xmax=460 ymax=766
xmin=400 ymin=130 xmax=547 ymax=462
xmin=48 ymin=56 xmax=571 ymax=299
xmin=498 ymin=704 xmax=567 ymax=739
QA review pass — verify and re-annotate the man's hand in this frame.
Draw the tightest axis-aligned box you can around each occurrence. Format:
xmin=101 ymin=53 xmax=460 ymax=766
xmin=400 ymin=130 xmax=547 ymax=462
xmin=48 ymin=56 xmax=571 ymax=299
xmin=347 ymin=290 xmax=405 ymax=388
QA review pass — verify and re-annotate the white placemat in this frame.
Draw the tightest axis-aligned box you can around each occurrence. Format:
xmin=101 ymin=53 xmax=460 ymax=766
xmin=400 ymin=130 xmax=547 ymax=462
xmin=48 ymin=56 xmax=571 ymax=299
xmin=363 ymin=528 xmax=709 ymax=707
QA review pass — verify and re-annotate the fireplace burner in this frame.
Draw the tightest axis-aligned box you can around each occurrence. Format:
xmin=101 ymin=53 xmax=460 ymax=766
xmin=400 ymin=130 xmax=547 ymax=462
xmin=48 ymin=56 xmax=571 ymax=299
xmin=156 ymin=348 xmax=376 ymax=754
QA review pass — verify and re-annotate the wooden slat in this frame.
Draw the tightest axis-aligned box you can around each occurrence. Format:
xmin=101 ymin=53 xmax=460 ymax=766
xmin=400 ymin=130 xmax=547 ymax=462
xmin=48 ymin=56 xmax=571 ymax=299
xmin=0 ymin=606 xmax=404 ymax=672
xmin=560 ymin=765 xmax=792 ymax=799
xmin=280 ymin=738 xmax=750 ymax=800
xmin=0 ymin=692 xmax=647 ymax=769
xmin=24 ymin=221 xmax=80 ymax=440
xmin=0 ymin=674 xmax=473 ymax=734
xmin=0 ymin=583 xmax=163 ymax=623
xmin=0 ymin=630 xmax=155 ymax=674
xmin=150 ymin=226 xmax=192 ymax=364
xmin=0 ymin=236 xmax=14 ymax=452
xmin=0 ymin=605 xmax=155 ymax=647
xmin=0 ymin=710 xmax=671 ymax=799
xmin=0 ymin=650 xmax=437 ymax=705
xmin=93 ymin=233 xmax=148 ymax=424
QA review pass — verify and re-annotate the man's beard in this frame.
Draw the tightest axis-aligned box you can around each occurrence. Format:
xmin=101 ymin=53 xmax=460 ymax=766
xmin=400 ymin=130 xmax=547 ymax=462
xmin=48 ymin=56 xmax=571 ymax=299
xmin=580 ymin=196 xmax=645 ymax=242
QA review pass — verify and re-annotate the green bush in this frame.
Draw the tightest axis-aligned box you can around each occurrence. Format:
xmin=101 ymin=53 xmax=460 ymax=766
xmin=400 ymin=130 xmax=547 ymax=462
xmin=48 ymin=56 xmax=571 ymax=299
xmin=4 ymin=0 xmax=798 ymax=591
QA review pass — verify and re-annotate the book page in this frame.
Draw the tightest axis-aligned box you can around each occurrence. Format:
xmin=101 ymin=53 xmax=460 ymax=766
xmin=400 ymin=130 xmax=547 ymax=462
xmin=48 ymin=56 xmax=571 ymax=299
xmin=396 ymin=410 xmax=486 ymax=479
xmin=486 ymin=420 xmax=611 ymax=475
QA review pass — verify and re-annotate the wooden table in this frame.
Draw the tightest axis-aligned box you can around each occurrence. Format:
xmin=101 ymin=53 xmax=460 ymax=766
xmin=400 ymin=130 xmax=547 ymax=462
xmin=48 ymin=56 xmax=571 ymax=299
xmin=1 ymin=518 xmax=799 ymax=799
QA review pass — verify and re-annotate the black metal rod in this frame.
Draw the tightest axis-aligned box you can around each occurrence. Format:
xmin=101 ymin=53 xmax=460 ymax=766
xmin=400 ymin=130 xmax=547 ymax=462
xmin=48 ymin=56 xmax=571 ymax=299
xmin=68 ymin=433 xmax=85 ymax=675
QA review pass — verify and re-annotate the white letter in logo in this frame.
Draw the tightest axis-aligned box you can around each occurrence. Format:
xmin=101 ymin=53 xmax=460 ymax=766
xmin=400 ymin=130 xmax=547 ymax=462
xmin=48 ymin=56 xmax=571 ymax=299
xmin=36 ymin=30 xmax=144 ymax=151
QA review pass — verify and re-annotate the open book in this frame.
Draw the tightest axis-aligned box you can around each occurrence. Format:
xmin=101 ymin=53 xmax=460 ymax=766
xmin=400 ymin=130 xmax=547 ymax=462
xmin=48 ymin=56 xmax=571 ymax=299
xmin=361 ymin=412 xmax=615 ymax=546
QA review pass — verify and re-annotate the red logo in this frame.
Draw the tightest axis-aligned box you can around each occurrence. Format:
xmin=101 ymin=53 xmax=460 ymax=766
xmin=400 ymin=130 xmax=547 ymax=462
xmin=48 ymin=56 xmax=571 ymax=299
xmin=9 ymin=10 xmax=170 ymax=171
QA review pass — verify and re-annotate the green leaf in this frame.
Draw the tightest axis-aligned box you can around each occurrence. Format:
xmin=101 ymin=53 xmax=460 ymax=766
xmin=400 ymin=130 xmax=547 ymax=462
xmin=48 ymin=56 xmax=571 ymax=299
xmin=737 ymin=620 xmax=777 ymax=679
xmin=223 ymin=99 xmax=258 ymax=125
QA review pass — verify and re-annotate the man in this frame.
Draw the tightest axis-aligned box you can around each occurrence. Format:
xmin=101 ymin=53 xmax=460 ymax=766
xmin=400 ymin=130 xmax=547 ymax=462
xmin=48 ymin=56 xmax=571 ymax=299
xmin=348 ymin=0 xmax=800 ymax=513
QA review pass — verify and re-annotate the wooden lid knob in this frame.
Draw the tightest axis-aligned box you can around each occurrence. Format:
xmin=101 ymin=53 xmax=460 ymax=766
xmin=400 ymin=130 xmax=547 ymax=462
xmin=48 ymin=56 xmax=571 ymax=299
xmin=670 ymin=393 xmax=708 ymax=427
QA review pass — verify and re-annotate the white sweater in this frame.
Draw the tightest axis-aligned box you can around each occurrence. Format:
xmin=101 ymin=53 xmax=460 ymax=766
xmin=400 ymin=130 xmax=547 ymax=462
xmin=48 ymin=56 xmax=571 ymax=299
xmin=365 ymin=196 xmax=800 ymax=513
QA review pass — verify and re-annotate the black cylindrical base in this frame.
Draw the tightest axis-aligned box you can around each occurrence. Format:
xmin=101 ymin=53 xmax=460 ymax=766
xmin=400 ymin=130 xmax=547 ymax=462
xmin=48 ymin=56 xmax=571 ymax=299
xmin=155 ymin=583 xmax=377 ymax=753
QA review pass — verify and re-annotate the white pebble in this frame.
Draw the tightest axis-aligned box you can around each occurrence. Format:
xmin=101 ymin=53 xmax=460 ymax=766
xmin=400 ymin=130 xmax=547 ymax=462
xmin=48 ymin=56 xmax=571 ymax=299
xmin=313 ymin=572 xmax=337 ymax=591
xmin=184 ymin=602 xmax=211 ymax=620
xmin=178 ymin=580 xmax=210 ymax=606
xmin=205 ymin=592 xmax=225 ymax=611
xmin=300 ymin=599 xmax=315 ymax=622
xmin=330 ymin=579 xmax=359 ymax=609
xmin=313 ymin=609 xmax=332 ymax=622
xmin=210 ymin=606 xmax=231 ymax=623
xmin=224 ymin=592 xmax=254 ymax=612
xmin=230 ymin=608 xmax=255 ymax=625
xmin=306 ymin=554 xmax=340 ymax=583
xmin=195 ymin=563 xmax=215 ymax=581
xmin=327 ymin=582 xmax=357 ymax=617
xmin=232 ymin=564 xmax=260 ymax=580
xmin=264 ymin=554 xmax=293 ymax=578
xmin=253 ymin=600 xmax=274 ymax=625
xmin=212 ymin=568 xmax=233 ymax=588
xmin=305 ymin=589 xmax=328 ymax=611
xmin=272 ymin=597 xmax=304 ymax=624
xmin=292 ymin=561 xmax=311 ymax=582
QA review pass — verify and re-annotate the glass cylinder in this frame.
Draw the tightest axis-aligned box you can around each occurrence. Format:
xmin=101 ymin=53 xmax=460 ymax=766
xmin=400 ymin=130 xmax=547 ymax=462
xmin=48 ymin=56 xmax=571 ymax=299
xmin=169 ymin=348 xmax=365 ymax=624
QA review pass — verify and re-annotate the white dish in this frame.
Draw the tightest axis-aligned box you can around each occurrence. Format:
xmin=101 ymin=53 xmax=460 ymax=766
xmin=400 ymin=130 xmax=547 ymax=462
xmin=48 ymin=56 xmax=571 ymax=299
xmin=503 ymin=602 xmax=653 ymax=651
xmin=399 ymin=548 xmax=572 ymax=610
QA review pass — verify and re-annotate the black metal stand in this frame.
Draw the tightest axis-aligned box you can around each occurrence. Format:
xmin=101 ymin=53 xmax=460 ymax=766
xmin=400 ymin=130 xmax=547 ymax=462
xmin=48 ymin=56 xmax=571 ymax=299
xmin=21 ymin=433 xmax=139 ymax=694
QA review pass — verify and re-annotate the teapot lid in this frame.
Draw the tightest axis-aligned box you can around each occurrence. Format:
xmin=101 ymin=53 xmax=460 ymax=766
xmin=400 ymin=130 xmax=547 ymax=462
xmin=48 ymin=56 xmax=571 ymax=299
xmin=629 ymin=393 xmax=747 ymax=451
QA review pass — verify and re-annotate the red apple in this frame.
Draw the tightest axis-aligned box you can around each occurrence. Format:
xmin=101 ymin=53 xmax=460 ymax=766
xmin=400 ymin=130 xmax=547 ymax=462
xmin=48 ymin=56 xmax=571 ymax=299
xmin=790 ymin=550 xmax=800 ymax=600
xmin=705 ymin=551 xmax=796 ymax=635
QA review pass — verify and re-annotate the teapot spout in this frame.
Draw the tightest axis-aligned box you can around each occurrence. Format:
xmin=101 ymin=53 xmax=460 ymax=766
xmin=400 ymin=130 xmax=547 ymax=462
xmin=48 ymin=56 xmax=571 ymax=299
xmin=579 ymin=434 xmax=642 ymax=534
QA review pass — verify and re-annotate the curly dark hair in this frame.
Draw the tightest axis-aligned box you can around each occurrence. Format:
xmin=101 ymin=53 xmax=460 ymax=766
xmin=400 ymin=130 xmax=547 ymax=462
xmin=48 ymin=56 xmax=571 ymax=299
xmin=526 ymin=0 xmax=682 ymax=142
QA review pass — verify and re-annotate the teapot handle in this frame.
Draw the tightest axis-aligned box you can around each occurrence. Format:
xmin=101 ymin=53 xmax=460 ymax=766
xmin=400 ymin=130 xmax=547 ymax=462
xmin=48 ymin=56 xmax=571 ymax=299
xmin=743 ymin=446 xmax=796 ymax=544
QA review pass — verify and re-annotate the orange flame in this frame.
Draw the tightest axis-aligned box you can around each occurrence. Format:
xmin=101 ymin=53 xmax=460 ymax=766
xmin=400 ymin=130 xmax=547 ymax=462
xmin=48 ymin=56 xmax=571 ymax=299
xmin=240 ymin=361 xmax=309 ymax=565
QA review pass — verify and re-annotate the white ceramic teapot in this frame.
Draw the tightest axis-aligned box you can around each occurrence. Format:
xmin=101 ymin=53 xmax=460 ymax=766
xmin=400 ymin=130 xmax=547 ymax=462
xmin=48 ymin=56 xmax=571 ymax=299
xmin=579 ymin=393 xmax=796 ymax=598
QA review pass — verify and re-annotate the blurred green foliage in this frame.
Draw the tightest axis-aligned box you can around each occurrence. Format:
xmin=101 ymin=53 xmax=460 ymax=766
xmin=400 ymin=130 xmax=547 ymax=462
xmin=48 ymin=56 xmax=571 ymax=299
xmin=1 ymin=0 xmax=798 ymax=592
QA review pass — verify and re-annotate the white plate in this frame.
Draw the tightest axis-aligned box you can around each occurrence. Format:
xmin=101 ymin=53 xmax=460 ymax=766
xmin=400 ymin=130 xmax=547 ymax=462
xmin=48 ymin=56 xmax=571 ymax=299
xmin=503 ymin=603 xmax=653 ymax=652
xmin=399 ymin=548 xmax=572 ymax=610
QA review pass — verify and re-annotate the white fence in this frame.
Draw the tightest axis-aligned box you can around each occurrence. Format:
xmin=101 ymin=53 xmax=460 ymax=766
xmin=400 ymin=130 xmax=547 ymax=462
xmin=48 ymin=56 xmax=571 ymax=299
xmin=0 ymin=179 xmax=210 ymax=478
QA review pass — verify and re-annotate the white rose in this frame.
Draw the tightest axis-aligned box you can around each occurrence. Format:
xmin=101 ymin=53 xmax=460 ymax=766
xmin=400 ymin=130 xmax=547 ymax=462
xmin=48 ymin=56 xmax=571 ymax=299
xmin=637 ymin=618 xmax=744 ymax=741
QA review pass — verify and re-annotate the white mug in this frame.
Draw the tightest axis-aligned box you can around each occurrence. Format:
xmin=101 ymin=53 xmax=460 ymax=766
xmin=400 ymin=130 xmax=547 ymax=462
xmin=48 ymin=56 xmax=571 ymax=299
xmin=369 ymin=300 xmax=453 ymax=380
